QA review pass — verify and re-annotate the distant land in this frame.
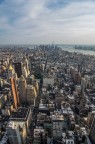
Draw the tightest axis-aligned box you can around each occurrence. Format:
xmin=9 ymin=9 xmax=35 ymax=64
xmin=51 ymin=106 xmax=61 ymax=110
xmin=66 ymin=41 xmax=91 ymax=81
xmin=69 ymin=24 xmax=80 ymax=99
xmin=0 ymin=44 xmax=95 ymax=56
xmin=0 ymin=44 xmax=95 ymax=51
xmin=75 ymin=45 xmax=95 ymax=51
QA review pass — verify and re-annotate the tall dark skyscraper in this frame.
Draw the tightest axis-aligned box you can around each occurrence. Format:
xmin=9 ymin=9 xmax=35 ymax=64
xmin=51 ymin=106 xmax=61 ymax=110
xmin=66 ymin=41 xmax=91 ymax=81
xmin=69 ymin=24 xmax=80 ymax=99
xmin=14 ymin=62 xmax=22 ymax=78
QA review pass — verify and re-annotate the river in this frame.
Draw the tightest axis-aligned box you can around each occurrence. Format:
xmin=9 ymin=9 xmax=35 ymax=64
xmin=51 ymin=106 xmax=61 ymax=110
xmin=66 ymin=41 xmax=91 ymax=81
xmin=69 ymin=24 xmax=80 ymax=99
xmin=59 ymin=45 xmax=95 ymax=56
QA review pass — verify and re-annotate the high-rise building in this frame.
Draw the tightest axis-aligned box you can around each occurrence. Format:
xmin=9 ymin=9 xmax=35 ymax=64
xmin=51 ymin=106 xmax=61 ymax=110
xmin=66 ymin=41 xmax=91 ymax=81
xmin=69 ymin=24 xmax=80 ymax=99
xmin=0 ymin=94 xmax=6 ymax=109
xmin=10 ymin=77 xmax=19 ymax=109
xmin=89 ymin=115 xmax=95 ymax=143
xmin=81 ymin=77 xmax=86 ymax=93
xmin=22 ymin=57 xmax=30 ymax=78
xmin=26 ymin=85 xmax=37 ymax=105
xmin=24 ymin=58 xmax=30 ymax=75
xmin=32 ymin=80 xmax=39 ymax=95
xmin=22 ymin=66 xmax=28 ymax=78
xmin=7 ymin=108 xmax=32 ymax=144
xmin=87 ymin=111 xmax=95 ymax=126
xmin=0 ymin=78 xmax=3 ymax=90
xmin=8 ymin=65 xmax=17 ymax=80
xmin=7 ymin=121 xmax=27 ymax=144
xmin=74 ymin=72 xmax=81 ymax=84
xmin=8 ymin=65 xmax=14 ymax=78
xmin=10 ymin=107 xmax=32 ymax=129
xmin=19 ymin=75 xmax=27 ymax=103
xmin=14 ymin=62 xmax=22 ymax=78
xmin=26 ymin=75 xmax=35 ymax=85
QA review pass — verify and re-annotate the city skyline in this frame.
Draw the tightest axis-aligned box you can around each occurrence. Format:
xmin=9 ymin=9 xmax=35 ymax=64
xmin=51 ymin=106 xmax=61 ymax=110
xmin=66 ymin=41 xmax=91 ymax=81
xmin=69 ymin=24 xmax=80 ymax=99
xmin=0 ymin=0 xmax=95 ymax=44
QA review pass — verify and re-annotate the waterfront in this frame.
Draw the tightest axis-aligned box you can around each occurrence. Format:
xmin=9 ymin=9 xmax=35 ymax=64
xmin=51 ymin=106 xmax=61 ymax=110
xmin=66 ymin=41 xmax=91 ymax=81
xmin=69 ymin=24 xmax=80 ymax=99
xmin=59 ymin=45 xmax=95 ymax=56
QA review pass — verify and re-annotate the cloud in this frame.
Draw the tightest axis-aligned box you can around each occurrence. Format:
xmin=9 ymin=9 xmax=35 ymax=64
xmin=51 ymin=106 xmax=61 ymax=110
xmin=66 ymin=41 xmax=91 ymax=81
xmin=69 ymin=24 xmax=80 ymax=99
xmin=0 ymin=0 xmax=95 ymax=44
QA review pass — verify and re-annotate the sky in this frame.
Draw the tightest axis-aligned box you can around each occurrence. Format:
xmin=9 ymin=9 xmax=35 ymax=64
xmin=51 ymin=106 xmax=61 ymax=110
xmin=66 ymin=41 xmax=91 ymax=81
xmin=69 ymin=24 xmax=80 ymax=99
xmin=0 ymin=0 xmax=95 ymax=45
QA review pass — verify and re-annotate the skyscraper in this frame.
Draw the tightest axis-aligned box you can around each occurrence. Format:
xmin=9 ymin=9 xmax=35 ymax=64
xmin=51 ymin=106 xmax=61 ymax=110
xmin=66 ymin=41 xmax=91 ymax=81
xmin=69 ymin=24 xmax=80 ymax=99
xmin=8 ymin=65 xmax=17 ymax=80
xmin=7 ymin=121 xmax=27 ymax=144
xmin=22 ymin=66 xmax=28 ymax=78
xmin=19 ymin=75 xmax=27 ymax=103
xmin=7 ymin=108 xmax=32 ymax=144
xmin=24 ymin=57 xmax=30 ymax=75
xmin=8 ymin=65 xmax=14 ymax=78
xmin=14 ymin=62 xmax=22 ymax=78
xmin=26 ymin=85 xmax=37 ymax=105
xmin=10 ymin=77 xmax=19 ymax=109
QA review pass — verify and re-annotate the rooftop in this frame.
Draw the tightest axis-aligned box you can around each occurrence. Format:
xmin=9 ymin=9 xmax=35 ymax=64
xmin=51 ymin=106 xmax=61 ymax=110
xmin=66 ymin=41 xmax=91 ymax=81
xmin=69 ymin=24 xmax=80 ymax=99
xmin=10 ymin=107 xmax=30 ymax=121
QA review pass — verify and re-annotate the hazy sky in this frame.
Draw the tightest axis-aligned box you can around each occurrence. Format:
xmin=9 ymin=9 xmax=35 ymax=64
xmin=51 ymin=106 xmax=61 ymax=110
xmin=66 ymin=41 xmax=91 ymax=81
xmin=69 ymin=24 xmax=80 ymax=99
xmin=0 ymin=0 xmax=95 ymax=44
